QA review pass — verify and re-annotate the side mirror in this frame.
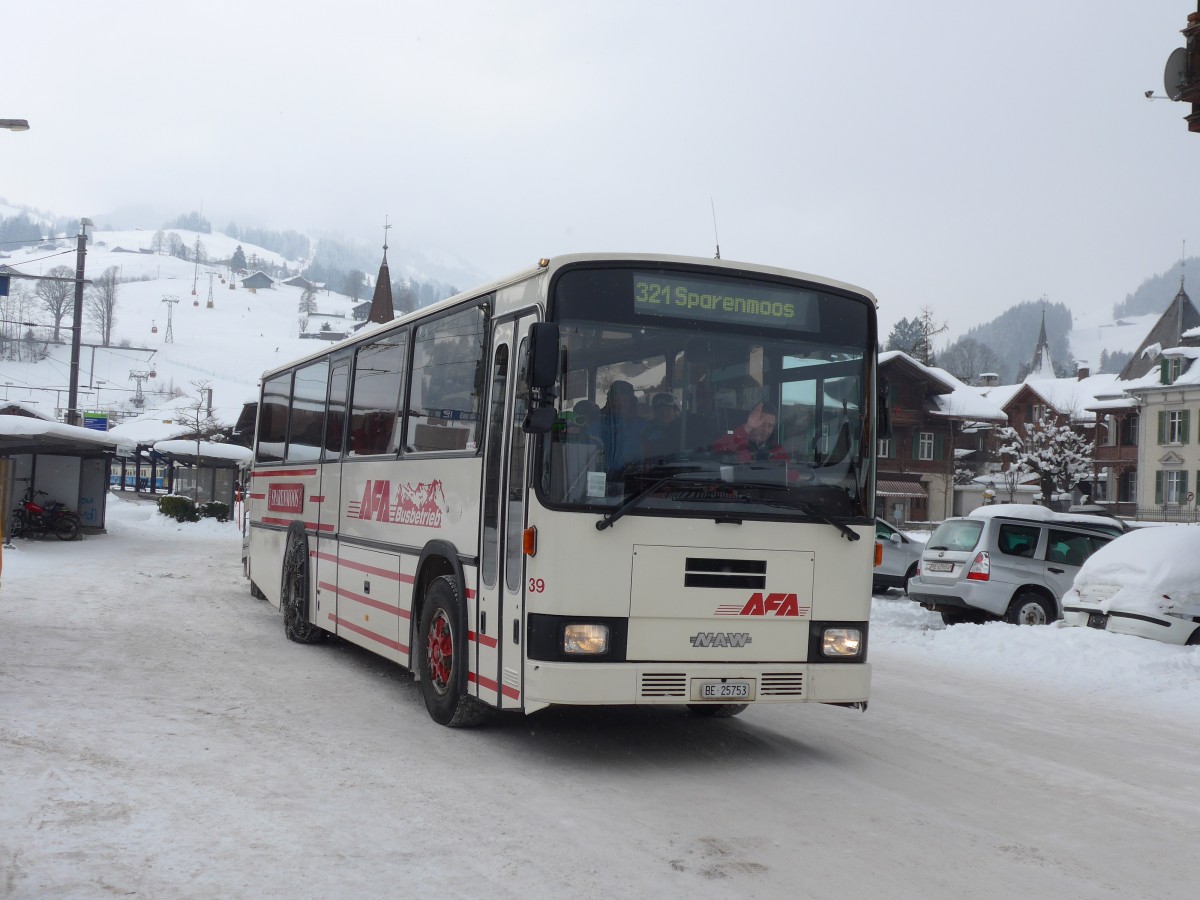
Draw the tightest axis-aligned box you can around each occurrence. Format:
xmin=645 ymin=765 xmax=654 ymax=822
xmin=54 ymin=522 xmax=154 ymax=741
xmin=527 ymin=322 xmax=560 ymax=390
xmin=522 ymin=321 xmax=561 ymax=434
xmin=890 ymin=533 xmax=902 ymax=545
xmin=523 ymin=405 xmax=558 ymax=434
xmin=877 ymin=376 xmax=892 ymax=440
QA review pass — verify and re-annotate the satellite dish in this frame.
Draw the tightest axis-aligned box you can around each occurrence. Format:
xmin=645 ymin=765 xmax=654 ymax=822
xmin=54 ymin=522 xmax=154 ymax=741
xmin=1164 ymin=47 xmax=1188 ymax=100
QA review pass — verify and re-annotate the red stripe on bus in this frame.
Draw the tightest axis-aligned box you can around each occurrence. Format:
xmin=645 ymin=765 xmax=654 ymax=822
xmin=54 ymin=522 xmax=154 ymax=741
xmin=469 ymin=671 xmax=519 ymax=700
xmin=468 ymin=630 xmax=498 ymax=649
xmin=314 ymin=551 xmax=462 ymax=593
xmin=310 ymin=495 xmax=325 ymax=503
xmin=252 ymin=469 xmax=318 ymax=478
xmin=330 ymin=615 xmax=408 ymax=654
xmin=249 ymin=493 xmax=265 ymax=500
xmin=334 ymin=557 xmax=405 ymax=580
xmin=320 ymin=581 xmax=411 ymax=619
xmin=262 ymin=516 xmax=333 ymax=531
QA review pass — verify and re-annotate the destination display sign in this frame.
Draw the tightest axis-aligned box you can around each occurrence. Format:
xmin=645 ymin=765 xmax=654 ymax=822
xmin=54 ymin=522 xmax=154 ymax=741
xmin=632 ymin=271 xmax=816 ymax=331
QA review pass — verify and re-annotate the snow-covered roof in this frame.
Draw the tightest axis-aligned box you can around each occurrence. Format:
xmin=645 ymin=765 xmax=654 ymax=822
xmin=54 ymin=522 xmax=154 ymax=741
xmin=928 ymin=373 xmax=1006 ymax=422
xmin=0 ymin=414 xmax=122 ymax=450
xmin=1018 ymin=373 xmax=1123 ymax=423
xmin=106 ymin=416 xmax=193 ymax=449
xmin=0 ymin=400 xmax=55 ymax=421
xmin=1122 ymin=346 xmax=1200 ymax=393
xmin=880 ymin=351 xmax=1007 ymax=422
xmin=153 ymin=439 xmax=253 ymax=464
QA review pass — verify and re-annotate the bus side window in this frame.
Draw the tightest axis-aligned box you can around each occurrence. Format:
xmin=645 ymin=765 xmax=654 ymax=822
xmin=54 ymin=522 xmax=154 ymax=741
xmin=406 ymin=304 xmax=487 ymax=453
xmin=348 ymin=332 xmax=408 ymax=457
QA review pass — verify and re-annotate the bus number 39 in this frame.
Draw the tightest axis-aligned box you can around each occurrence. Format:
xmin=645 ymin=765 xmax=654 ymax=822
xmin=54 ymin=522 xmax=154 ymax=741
xmin=528 ymin=578 xmax=545 ymax=593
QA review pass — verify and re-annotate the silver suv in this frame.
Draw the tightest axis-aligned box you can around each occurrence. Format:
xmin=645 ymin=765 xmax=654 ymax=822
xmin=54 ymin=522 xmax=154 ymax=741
xmin=909 ymin=507 xmax=1124 ymax=625
xmin=873 ymin=517 xmax=924 ymax=594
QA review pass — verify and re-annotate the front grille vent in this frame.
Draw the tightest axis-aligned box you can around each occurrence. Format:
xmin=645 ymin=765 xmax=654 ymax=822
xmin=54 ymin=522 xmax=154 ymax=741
xmin=639 ymin=672 xmax=687 ymax=697
xmin=760 ymin=672 xmax=805 ymax=697
xmin=684 ymin=557 xmax=767 ymax=590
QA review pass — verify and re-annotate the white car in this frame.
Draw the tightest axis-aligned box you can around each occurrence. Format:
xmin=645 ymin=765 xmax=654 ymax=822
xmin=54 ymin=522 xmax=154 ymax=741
xmin=1061 ymin=525 xmax=1200 ymax=646
xmin=873 ymin=518 xmax=925 ymax=594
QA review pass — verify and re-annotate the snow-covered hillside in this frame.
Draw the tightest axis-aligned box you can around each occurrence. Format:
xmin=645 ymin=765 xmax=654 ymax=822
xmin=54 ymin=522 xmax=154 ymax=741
xmin=1 ymin=226 xmax=362 ymax=426
xmin=1066 ymin=310 xmax=1157 ymax=373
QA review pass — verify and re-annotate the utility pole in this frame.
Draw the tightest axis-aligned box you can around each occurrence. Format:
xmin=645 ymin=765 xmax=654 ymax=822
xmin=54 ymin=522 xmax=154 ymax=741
xmin=65 ymin=217 xmax=93 ymax=426
xmin=162 ymin=295 xmax=180 ymax=343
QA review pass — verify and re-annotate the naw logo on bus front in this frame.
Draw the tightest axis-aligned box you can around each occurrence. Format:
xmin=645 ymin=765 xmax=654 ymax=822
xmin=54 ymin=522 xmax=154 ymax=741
xmin=350 ymin=479 xmax=446 ymax=528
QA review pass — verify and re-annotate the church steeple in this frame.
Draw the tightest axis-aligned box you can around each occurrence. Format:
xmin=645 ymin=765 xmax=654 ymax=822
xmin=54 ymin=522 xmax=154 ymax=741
xmin=367 ymin=218 xmax=394 ymax=325
xmin=1028 ymin=302 xmax=1056 ymax=379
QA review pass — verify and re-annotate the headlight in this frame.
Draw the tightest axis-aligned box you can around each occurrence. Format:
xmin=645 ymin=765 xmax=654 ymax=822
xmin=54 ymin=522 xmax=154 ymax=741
xmin=821 ymin=627 xmax=862 ymax=657
xmin=563 ymin=624 xmax=610 ymax=655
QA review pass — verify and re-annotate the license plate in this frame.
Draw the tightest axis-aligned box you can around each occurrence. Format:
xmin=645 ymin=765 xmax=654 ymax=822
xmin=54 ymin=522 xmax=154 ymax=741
xmin=693 ymin=679 xmax=753 ymax=701
xmin=925 ymin=561 xmax=953 ymax=572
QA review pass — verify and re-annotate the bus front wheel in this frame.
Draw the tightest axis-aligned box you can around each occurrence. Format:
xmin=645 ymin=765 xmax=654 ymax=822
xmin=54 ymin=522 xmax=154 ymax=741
xmin=418 ymin=575 xmax=488 ymax=727
xmin=281 ymin=534 xmax=325 ymax=644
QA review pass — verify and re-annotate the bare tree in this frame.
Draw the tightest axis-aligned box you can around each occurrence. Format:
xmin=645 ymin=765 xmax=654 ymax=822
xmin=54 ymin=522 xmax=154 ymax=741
xmin=35 ymin=265 xmax=75 ymax=342
xmin=912 ymin=306 xmax=948 ymax=367
xmin=87 ymin=266 xmax=120 ymax=346
xmin=938 ymin=337 xmax=1001 ymax=384
xmin=176 ymin=380 xmax=221 ymax=501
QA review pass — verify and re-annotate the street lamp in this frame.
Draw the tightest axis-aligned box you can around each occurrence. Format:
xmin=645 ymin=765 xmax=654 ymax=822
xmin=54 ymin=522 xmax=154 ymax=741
xmin=0 ymin=119 xmax=29 ymax=132
xmin=65 ymin=217 xmax=93 ymax=426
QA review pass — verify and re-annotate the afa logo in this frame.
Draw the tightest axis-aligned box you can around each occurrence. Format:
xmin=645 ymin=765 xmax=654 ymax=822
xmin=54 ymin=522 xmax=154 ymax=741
xmin=348 ymin=479 xmax=446 ymax=528
xmin=714 ymin=592 xmax=810 ymax=618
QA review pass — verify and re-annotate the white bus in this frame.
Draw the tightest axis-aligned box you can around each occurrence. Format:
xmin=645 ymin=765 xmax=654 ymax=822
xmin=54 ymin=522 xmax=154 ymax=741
xmin=246 ymin=253 xmax=881 ymax=726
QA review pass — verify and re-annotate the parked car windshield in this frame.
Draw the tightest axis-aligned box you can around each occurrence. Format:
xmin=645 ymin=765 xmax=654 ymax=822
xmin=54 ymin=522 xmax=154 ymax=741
xmin=927 ymin=519 xmax=983 ymax=552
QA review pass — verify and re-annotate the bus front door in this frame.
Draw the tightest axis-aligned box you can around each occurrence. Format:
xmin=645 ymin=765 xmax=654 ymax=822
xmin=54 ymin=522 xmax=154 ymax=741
xmin=476 ymin=314 xmax=536 ymax=710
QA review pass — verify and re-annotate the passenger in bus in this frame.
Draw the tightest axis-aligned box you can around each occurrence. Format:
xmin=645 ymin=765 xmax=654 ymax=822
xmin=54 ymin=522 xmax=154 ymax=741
xmin=570 ymin=399 xmax=601 ymax=433
xmin=642 ymin=392 xmax=681 ymax=461
xmin=713 ymin=401 xmax=792 ymax=465
xmin=598 ymin=380 xmax=646 ymax=472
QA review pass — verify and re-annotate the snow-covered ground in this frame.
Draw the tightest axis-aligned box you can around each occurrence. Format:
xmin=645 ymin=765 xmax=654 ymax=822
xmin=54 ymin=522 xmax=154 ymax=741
xmin=1 ymin=495 xmax=1197 ymax=898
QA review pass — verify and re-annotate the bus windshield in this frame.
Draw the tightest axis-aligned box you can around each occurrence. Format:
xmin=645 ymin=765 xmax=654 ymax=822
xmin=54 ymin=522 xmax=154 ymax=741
xmin=538 ymin=265 xmax=876 ymax=522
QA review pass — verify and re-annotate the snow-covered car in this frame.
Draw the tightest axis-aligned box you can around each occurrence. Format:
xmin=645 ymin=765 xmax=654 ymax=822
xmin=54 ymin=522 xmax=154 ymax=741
xmin=1061 ymin=524 xmax=1200 ymax=646
xmin=873 ymin=517 xmax=924 ymax=594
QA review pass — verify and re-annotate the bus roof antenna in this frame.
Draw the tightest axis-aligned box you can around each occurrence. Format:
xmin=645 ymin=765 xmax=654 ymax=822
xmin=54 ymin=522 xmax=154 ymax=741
xmin=710 ymin=197 xmax=721 ymax=259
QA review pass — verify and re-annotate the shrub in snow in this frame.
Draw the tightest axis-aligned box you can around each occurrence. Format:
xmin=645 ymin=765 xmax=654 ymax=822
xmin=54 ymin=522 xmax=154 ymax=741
xmin=158 ymin=495 xmax=199 ymax=523
xmin=200 ymin=501 xmax=230 ymax=522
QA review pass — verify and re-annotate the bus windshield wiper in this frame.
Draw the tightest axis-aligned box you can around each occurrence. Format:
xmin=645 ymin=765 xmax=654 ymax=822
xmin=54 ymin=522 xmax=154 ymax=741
xmin=595 ymin=475 xmax=724 ymax=531
xmin=745 ymin=497 xmax=860 ymax=542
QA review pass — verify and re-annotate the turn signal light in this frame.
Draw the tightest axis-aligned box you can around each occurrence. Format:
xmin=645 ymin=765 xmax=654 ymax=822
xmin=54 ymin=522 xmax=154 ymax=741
xmin=523 ymin=526 xmax=537 ymax=557
xmin=874 ymin=541 xmax=883 ymax=567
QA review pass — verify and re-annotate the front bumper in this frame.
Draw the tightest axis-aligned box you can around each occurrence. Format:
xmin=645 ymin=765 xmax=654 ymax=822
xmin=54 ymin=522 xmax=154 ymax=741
xmin=1062 ymin=601 xmax=1197 ymax=645
xmin=522 ymin=660 xmax=871 ymax=713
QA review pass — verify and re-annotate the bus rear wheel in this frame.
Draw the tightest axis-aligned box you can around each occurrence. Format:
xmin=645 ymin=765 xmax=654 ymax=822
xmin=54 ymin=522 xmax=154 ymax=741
xmin=418 ymin=575 xmax=488 ymax=727
xmin=281 ymin=534 xmax=325 ymax=644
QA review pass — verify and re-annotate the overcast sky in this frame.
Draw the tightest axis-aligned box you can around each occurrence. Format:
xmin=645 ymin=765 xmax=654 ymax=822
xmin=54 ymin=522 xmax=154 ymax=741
xmin=4 ymin=1 xmax=1197 ymax=341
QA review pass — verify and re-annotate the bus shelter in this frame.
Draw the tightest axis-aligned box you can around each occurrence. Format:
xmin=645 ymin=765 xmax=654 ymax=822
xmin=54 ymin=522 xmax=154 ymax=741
xmin=151 ymin=439 xmax=253 ymax=507
xmin=0 ymin=414 xmax=120 ymax=536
